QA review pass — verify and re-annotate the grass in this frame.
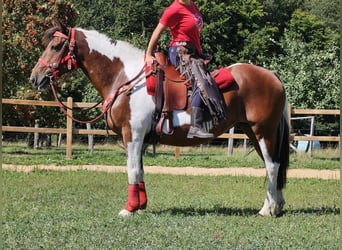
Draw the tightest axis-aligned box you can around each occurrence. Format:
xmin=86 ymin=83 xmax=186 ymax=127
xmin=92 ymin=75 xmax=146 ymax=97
xmin=2 ymin=141 xmax=340 ymax=169
xmin=2 ymin=170 xmax=340 ymax=249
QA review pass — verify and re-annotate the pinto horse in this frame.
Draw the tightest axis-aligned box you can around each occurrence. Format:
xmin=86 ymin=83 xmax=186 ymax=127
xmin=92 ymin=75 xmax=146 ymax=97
xmin=30 ymin=20 xmax=289 ymax=217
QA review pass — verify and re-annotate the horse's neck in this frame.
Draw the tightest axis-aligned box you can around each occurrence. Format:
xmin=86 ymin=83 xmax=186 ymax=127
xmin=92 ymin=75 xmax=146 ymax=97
xmin=80 ymin=61 xmax=127 ymax=100
xmin=77 ymin=29 xmax=145 ymax=99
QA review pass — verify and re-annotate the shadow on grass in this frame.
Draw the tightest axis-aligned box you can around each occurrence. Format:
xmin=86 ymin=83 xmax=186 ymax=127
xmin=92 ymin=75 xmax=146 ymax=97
xmin=4 ymin=150 xmax=32 ymax=155
xmin=152 ymin=206 xmax=260 ymax=217
xmin=314 ymin=157 xmax=340 ymax=162
xmin=152 ymin=205 xmax=340 ymax=217
xmin=285 ymin=206 xmax=340 ymax=215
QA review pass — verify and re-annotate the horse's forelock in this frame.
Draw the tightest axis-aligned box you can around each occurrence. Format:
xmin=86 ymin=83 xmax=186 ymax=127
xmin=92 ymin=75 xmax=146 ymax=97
xmin=42 ymin=27 xmax=61 ymax=47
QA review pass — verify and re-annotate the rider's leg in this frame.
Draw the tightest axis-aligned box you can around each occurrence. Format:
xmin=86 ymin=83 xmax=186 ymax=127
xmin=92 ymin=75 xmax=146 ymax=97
xmin=187 ymin=89 xmax=214 ymax=139
xmin=169 ymin=46 xmax=213 ymax=139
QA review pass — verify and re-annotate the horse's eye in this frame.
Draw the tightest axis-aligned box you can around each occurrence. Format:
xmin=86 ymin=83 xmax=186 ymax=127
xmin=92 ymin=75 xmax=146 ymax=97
xmin=51 ymin=44 xmax=61 ymax=51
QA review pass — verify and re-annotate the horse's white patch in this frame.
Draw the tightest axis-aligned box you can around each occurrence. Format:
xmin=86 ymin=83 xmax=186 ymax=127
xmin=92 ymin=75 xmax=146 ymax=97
xmin=259 ymin=138 xmax=272 ymax=167
xmin=259 ymin=137 xmax=280 ymax=182
xmin=159 ymin=110 xmax=190 ymax=133
xmin=126 ymin=83 xmax=155 ymax=184
xmin=259 ymin=137 xmax=281 ymax=216
xmin=173 ymin=110 xmax=190 ymax=126
xmin=79 ymin=28 xmax=145 ymax=79
xmin=79 ymin=28 xmax=151 ymax=186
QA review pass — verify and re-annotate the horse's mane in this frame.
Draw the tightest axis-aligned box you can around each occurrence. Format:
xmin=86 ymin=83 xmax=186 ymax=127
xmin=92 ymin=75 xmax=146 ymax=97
xmin=79 ymin=29 xmax=117 ymax=46
xmin=79 ymin=28 xmax=144 ymax=59
xmin=42 ymin=27 xmax=60 ymax=47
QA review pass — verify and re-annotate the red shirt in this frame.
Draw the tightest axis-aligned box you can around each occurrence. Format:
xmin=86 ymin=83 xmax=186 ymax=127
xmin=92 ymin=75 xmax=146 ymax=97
xmin=159 ymin=0 xmax=203 ymax=54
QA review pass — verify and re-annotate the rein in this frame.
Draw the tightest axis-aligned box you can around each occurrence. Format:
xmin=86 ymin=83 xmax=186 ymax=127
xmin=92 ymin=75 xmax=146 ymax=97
xmin=49 ymin=77 xmax=110 ymax=124
xmin=49 ymin=65 xmax=145 ymax=124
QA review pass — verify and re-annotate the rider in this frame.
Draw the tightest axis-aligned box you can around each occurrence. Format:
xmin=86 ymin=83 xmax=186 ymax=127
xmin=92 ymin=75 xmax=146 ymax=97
xmin=145 ymin=0 xmax=214 ymax=139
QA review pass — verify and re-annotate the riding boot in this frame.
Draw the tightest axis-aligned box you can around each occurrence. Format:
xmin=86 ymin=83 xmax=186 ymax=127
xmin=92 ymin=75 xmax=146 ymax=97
xmin=187 ymin=107 xmax=214 ymax=139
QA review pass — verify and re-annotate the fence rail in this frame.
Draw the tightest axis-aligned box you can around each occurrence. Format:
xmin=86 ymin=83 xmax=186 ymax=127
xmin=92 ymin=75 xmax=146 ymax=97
xmin=2 ymin=98 xmax=340 ymax=158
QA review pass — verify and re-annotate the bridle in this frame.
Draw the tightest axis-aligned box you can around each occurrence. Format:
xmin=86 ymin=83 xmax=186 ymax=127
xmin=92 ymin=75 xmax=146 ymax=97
xmin=37 ymin=27 xmax=146 ymax=124
xmin=38 ymin=28 xmax=78 ymax=79
xmin=37 ymin=28 xmax=106 ymax=124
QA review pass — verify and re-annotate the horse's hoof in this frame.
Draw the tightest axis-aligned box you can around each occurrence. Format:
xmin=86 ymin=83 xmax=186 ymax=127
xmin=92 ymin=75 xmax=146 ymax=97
xmin=118 ymin=209 xmax=134 ymax=218
xmin=258 ymin=207 xmax=280 ymax=217
xmin=258 ymin=207 xmax=273 ymax=217
xmin=137 ymin=209 xmax=145 ymax=215
xmin=258 ymin=210 xmax=267 ymax=217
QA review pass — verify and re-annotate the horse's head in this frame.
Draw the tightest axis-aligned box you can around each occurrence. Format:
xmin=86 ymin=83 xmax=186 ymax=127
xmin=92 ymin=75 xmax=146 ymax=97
xmin=30 ymin=19 xmax=78 ymax=90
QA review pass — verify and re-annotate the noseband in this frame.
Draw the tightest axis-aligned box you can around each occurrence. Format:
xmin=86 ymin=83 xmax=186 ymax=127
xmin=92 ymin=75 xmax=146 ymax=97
xmin=38 ymin=28 xmax=78 ymax=79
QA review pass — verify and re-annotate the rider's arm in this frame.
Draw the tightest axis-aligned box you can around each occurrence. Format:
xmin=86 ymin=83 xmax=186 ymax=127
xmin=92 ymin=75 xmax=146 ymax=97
xmin=145 ymin=23 xmax=168 ymax=66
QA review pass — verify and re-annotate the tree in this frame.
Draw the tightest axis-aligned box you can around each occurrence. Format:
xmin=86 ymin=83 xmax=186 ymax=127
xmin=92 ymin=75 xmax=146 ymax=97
xmin=288 ymin=9 xmax=333 ymax=49
xmin=71 ymin=0 xmax=160 ymax=49
xmin=269 ymin=9 xmax=339 ymax=109
xmin=303 ymin=0 xmax=340 ymax=31
xmin=267 ymin=9 xmax=340 ymax=136
xmin=269 ymin=35 xmax=339 ymax=109
xmin=2 ymin=0 xmax=78 ymax=95
xmin=2 ymin=0 xmax=78 ymax=141
xmin=196 ymin=0 xmax=272 ymax=66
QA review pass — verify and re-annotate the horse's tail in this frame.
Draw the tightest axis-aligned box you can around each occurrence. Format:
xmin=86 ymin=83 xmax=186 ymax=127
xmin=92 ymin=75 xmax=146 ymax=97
xmin=277 ymin=101 xmax=290 ymax=190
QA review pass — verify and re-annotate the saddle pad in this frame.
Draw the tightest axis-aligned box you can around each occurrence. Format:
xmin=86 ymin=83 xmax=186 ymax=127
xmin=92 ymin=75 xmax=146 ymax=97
xmin=213 ymin=67 xmax=235 ymax=91
xmin=145 ymin=64 xmax=157 ymax=95
xmin=145 ymin=66 xmax=235 ymax=96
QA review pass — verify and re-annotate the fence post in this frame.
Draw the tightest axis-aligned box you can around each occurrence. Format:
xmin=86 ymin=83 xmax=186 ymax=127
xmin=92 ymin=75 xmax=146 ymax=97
xmin=243 ymin=138 xmax=247 ymax=154
xmin=87 ymin=123 xmax=94 ymax=153
xmin=34 ymin=119 xmax=39 ymax=149
xmin=308 ymin=116 xmax=315 ymax=155
xmin=339 ymin=134 xmax=340 ymax=151
xmin=152 ymin=144 xmax=156 ymax=157
xmin=57 ymin=133 xmax=62 ymax=147
xmin=66 ymin=97 xmax=73 ymax=159
xmin=288 ymin=103 xmax=292 ymax=133
xmin=227 ymin=127 xmax=234 ymax=156
xmin=175 ymin=147 xmax=180 ymax=159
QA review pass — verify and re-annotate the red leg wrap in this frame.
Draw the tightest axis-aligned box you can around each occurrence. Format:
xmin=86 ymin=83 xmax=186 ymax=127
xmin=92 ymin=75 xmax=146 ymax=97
xmin=125 ymin=184 xmax=140 ymax=212
xmin=138 ymin=182 xmax=147 ymax=210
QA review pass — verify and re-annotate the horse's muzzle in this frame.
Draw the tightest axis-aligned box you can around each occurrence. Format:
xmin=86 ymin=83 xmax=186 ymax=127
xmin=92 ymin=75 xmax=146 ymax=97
xmin=30 ymin=75 xmax=51 ymax=90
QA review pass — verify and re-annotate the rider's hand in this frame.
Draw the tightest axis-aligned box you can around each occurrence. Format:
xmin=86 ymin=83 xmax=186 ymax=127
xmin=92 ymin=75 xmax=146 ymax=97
xmin=145 ymin=54 xmax=156 ymax=67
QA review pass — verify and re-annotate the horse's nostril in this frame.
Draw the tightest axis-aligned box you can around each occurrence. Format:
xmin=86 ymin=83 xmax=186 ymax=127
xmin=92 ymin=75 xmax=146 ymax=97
xmin=30 ymin=76 xmax=37 ymax=87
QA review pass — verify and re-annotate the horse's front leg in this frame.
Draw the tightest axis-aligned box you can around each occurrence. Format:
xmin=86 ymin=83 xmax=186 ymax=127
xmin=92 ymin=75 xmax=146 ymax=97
xmin=119 ymin=139 xmax=147 ymax=217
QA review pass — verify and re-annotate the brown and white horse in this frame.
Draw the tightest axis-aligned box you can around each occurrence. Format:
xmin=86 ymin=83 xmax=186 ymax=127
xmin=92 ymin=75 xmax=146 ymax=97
xmin=30 ymin=20 xmax=289 ymax=217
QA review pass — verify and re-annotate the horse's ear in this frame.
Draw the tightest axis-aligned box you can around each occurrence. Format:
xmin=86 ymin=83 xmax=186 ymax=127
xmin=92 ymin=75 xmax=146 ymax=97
xmin=51 ymin=18 xmax=62 ymax=29
xmin=51 ymin=18 xmax=68 ymax=33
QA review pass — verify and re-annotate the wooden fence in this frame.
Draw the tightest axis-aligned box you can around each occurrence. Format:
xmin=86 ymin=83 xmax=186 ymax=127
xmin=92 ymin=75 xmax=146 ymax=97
xmin=2 ymin=98 xmax=340 ymax=159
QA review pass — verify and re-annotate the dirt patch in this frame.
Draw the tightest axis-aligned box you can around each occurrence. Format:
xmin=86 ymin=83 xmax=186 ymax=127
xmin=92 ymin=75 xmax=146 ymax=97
xmin=2 ymin=164 xmax=340 ymax=180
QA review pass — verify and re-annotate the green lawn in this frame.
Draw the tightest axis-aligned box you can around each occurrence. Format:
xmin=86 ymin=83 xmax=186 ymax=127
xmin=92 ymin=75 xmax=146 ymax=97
xmin=2 ymin=170 xmax=340 ymax=249
xmin=2 ymin=142 xmax=340 ymax=169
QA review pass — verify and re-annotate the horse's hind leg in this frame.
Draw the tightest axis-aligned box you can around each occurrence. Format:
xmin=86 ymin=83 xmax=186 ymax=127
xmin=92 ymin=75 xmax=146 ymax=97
xmin=238 ymin=122 xmax=285 ymax=216
xmin=258 ymin=137 xmax=285 ymax=216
